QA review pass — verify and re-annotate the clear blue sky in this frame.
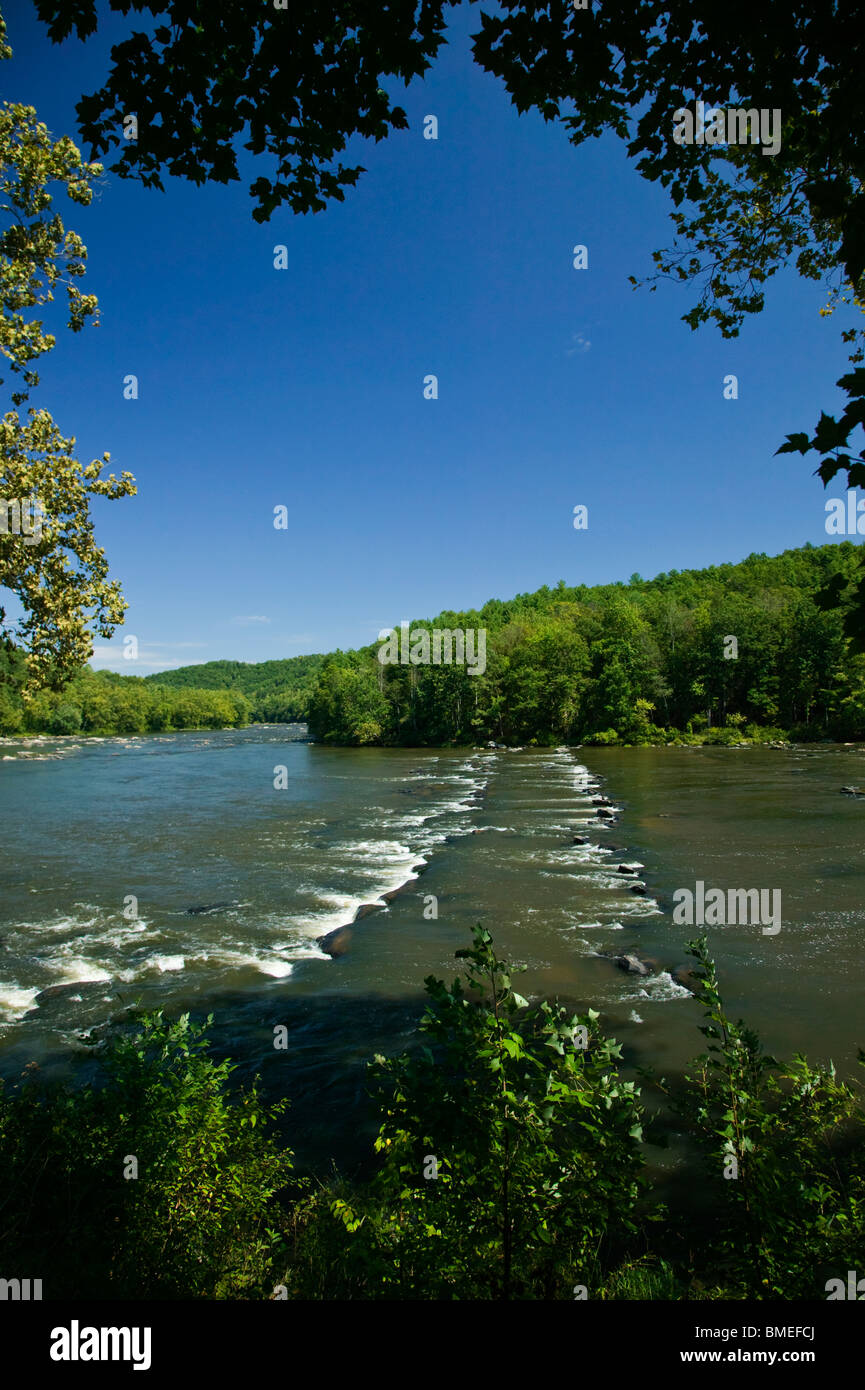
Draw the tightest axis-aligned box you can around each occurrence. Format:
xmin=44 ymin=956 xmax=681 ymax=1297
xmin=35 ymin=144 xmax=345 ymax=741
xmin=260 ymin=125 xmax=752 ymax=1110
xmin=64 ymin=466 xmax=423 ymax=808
xmin=3 ymin=2 xmax=857 ymax=672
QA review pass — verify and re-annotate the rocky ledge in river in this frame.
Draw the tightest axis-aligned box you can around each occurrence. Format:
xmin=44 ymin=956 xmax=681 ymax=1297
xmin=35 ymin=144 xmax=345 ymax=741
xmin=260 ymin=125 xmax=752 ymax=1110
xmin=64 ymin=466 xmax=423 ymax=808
xmin=318 ymin=863 xmax=429 ymax=957
xmin=318 ymin=901 xmax=383 ymax=956
xmin=25 ymin=980 xmax=114 ymax=1020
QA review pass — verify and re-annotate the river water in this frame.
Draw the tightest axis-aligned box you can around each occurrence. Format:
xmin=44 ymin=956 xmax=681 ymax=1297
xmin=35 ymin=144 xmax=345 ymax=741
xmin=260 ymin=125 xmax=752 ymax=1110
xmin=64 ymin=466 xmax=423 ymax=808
xmin=1 ymin=727 xmax=863 ymax=1167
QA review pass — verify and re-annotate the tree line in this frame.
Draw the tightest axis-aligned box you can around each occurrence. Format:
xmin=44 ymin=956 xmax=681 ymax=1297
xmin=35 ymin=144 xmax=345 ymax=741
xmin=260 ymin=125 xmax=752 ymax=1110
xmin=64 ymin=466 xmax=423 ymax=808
xmin=0 ymin=651 xmax=250 ymax=736
xmin=5 ymin=541 xmax=864 ymax=743
xmin=307 ymin=541 xmax=865 ymax=746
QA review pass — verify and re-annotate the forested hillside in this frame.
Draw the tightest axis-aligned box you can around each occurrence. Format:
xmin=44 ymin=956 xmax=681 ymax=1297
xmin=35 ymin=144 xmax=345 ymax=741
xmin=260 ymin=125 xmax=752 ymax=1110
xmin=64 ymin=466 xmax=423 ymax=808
xmin=3 ymin=544 xmax=864 ymax=743
xmin=143 ymin=655 xmax=325 ymax=722
xmin=307 ymin=543 xmax=865 ymax=746
xmin=0 ymin=652 xmax=322 ymax=735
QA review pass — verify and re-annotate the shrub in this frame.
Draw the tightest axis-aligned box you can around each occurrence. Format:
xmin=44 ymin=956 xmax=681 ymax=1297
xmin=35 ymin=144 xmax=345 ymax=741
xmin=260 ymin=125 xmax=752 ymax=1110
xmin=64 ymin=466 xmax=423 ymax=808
xmin=676 ymin=937 xmax=865 ymax=1298
xmin=0 ymin=1012 xmax=294 ymax=1299
xmin=331 ymin=926 xmax=647 ymax=1299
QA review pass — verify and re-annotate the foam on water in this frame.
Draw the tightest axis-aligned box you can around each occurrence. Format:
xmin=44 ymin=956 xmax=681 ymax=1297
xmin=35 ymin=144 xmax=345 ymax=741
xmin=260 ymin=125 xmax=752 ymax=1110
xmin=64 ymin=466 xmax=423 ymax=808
xmin=152 ymin=955 xmax=185 ymax=974
xmin=0 ymin=983 xmax=40 ymax=1021
xmin=624 ymin=971 xmax=692 ymax=1003
xmin=56 ymin=959 xmax=113 ymax=985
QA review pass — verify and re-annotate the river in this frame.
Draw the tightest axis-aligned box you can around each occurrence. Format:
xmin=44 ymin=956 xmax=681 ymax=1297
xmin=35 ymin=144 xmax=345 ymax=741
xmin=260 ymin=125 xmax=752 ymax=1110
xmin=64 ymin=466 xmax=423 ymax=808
xmin=1 ymin=727 xmax=863 ymax=1168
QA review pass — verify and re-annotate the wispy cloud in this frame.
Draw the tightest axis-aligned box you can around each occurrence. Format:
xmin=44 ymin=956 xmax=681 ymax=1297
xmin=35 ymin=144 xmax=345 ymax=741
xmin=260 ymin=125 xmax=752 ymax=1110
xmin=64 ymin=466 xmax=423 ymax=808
xmin=90 ymin=641 xmax=208 ymax=673
xmin=565 ymin=332 xmax=592 ymax=356
xmin=231 ymin=615 xmax=271 ymax=625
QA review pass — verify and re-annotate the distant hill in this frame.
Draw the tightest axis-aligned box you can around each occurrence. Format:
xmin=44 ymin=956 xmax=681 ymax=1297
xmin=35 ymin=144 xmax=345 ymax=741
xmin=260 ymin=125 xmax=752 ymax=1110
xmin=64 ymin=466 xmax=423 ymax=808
xmin=6 ymin=541 xmax=864 ymax=743
xmin=144 ymin=655 xmax=325 ymax=722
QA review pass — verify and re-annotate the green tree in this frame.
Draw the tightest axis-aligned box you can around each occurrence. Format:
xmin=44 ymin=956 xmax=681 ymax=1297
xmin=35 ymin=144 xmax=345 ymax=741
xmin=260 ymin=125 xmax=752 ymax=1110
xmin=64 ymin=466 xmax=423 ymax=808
xmin=307 ymin=653 xmax=391 ymax=745
xmin=0 ymin=15 xmax=135 ymax=689
xmin=342 ymin=926 xmax=646 ymax=1299
xmin=49 ymin=699 xmax=81 ymax=733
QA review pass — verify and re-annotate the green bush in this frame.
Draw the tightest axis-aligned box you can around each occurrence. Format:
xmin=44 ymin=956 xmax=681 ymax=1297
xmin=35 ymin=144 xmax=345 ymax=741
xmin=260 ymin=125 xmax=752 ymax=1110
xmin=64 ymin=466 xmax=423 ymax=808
xmin=746 ymin=725 xmax=792 ymax=744
xmin=700 ymin=726 xmax=744 ymax=745
xmin=320 ymin=926 xmax=647 ymax=1299
xmin=675 ymin=937 xmax=865 ymax=1298
xmin=0 ymin=1013 xmax=294 ymax=1299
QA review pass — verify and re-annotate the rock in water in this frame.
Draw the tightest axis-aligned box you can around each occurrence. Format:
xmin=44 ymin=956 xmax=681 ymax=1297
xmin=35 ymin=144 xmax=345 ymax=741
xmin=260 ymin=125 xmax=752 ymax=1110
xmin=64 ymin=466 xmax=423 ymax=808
xmin=615 ymin=953 xmax=653 ymax=977
xmin=319 ymin=926 xmax=353 ymax=957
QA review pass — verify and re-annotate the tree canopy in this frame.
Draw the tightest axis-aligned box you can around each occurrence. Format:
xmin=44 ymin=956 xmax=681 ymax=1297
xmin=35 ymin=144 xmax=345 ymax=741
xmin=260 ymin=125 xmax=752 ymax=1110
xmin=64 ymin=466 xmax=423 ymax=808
xmin=306 ymin=541 xmax=865 ymax=745
xmin=31 ymin=0 xmax=865 ymax=294
xmin=32 ymin=0 xmax=454 ymax=219
xmin=143 ymin=653 xmax=326 ymax=722
xmin=30 ymin=2 xmax=865 ymax=583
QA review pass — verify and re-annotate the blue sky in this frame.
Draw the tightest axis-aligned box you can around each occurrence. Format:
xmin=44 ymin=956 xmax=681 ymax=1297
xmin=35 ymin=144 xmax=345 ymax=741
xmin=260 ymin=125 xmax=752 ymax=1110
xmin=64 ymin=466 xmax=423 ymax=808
xmin=3 ymin=2 xmax=858 ymax=672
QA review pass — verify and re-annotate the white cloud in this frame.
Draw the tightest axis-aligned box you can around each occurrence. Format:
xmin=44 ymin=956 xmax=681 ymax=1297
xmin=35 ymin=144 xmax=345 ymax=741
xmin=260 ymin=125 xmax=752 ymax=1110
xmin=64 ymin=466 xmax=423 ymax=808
xmin=89 ymin=642 xmax=208 ymax=673
xmin=91 ymin=658 xmax=210 ymax=672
